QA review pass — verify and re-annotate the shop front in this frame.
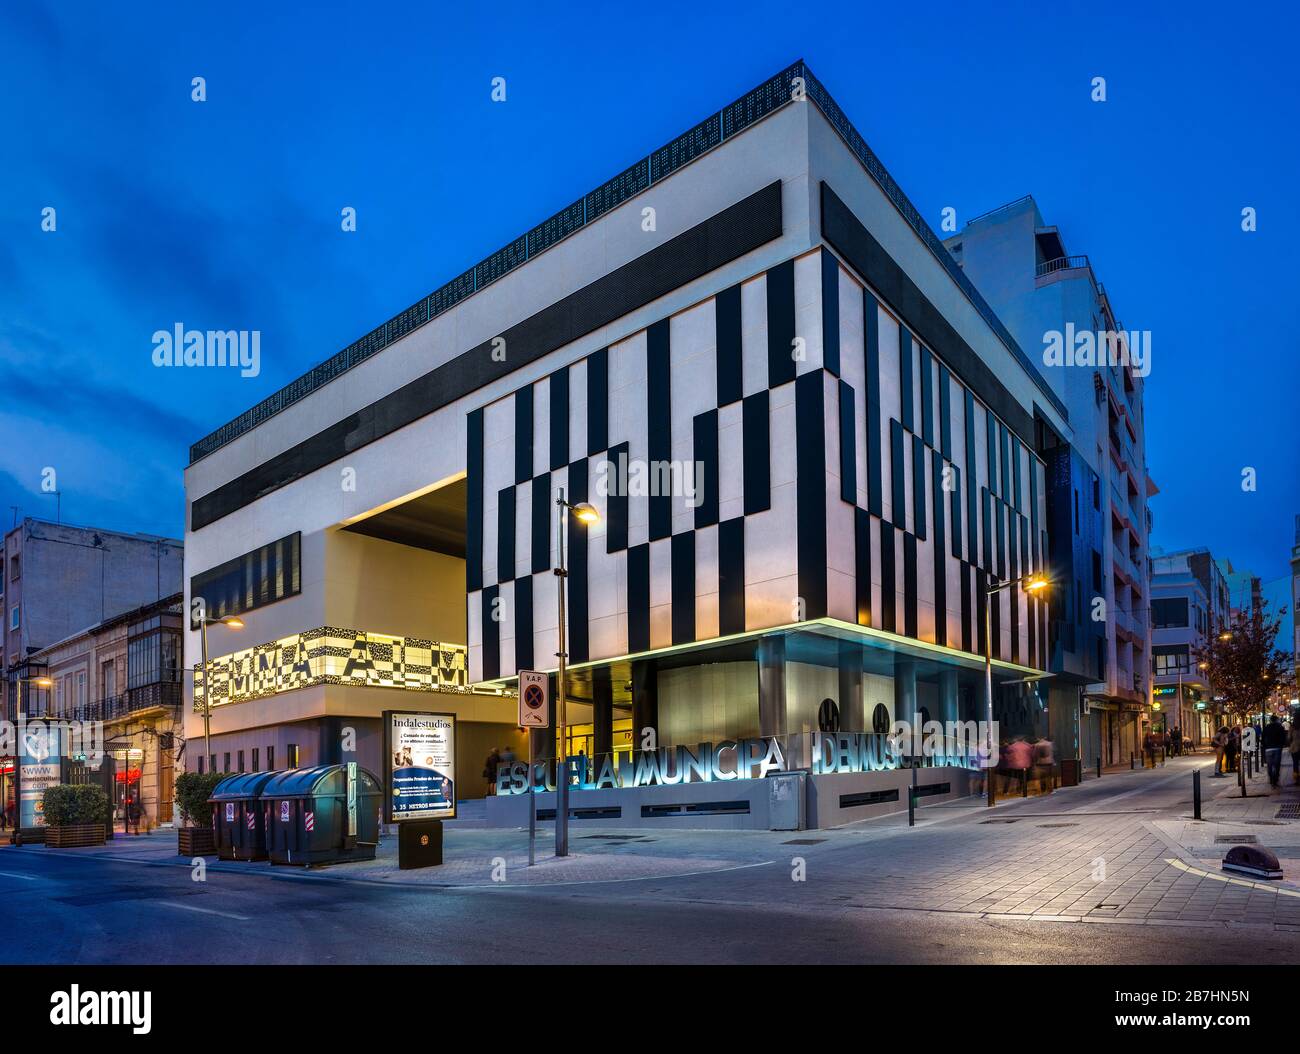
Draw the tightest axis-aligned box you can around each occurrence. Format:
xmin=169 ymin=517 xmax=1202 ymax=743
xmin=485 ymin=618 xmax=1049 ymax=830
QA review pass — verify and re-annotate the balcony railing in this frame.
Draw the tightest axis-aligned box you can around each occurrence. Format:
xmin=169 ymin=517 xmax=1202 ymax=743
xmin=49 ymin=682 xmax=182 ymax=724
xmin=1036 ymin=255 xmax=1091 ymax=278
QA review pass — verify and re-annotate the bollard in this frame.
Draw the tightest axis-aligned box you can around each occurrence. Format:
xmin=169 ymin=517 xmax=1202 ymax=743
xmin=1021 ymin=768 xmax=1029 ymax=797
xmin=1193 ymin=769 xmax=1201 ymax=820
xmin=907 ymin=786 xmax=916 ymax=827
xmin=1096 ymin=756 xmax=1102 ymax=779
xmin=1130 ymin=753 xmax=1136 ymax=770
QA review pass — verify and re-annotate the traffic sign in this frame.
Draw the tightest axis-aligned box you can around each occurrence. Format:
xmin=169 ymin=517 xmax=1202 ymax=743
xmin=518 ymin=670 xmax=549 ymax=728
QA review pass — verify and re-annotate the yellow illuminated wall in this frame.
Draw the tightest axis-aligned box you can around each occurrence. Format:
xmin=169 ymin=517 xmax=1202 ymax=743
xmin=195 ymin=627 xmax=475 ymax=710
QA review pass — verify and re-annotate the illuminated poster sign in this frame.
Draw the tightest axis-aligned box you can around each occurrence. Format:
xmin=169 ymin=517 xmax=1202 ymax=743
xmin=383 ymin=711 xmax=456 ymax=821
xmin=20 ymin=762 xmax=61 ymax=828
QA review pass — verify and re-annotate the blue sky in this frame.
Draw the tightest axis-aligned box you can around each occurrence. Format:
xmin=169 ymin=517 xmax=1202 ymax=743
xmin=2 ymin=1 xmax=1296 ymax=587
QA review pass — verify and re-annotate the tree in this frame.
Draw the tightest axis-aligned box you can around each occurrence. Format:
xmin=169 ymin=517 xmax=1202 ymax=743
xmin=1193 ymin=600 xmax=1294 ymax=723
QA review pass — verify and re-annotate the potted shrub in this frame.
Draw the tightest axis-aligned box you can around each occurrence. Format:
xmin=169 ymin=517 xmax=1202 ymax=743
xmin=43 ymin=784 xmax=110 ymax=848
xmin=175 ymin=771 xmax=226 ymax=856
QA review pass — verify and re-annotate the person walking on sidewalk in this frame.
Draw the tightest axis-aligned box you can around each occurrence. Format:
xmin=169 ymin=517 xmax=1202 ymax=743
xmin=1213 ymin=726 xmax=1229 ymax=776
xmin=1226 ymin=726 xmax=1241 ymax=773
xmin=1263 ymin=715 xmax=1287 ymax=788
xmin=1288 ymin=721 xmax=1300 ymax=783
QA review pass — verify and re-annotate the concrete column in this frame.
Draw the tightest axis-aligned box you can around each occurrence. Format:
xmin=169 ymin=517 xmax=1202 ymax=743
xmin=631 ymin=659 xmax=658 ymax=748
xmin=837 ymin=642 xmax=863 ymax=732
xmin=592 ymin=665 xmax=613 ymax=761
xmin=757 ymin=636 xmax=787 ymax=739
xmin=893 ymin=659 xmax=918 ymax=727
xmin=938 ymin=668 xmax=959 ymax=726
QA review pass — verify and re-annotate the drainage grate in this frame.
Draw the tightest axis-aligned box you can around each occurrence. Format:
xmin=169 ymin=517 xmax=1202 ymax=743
xmin=1276 ymin=802 xmax=1300 ymax=819
xmin=782 ymin=838 xmax=826 ymax=845
xmin=1094 ymin=903 xmax=1120 ymax=910
xmin=1214 ymin=834 xmax=1259 ymax=844
xmin=1037 ymin=823 xmax=1079 ymax=828
xmin=980 ymin=818 xmax=1021 ymax=824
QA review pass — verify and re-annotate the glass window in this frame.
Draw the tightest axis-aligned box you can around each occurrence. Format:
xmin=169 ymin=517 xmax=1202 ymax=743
xmin=267 ymin=745 xmax=275 ymax=770
xmin=1152 ymin=598 xmax=1189 ymax=629
xmin=190 ymin=532 xmax=301 ymax=624
xmin=9 ymin=606 xmax=18 ymax=630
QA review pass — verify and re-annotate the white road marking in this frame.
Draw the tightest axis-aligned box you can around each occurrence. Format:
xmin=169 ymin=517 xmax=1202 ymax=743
xmin=156 ymin=900 xmax=252 ymax=921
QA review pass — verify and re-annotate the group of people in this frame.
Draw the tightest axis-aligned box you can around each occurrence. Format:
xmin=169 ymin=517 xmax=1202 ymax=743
xmin=482 ymin=744 xmax=517 ymax=795
xmin=1212 ymin=716 xmax=1300 ymax=789
xmin=1141 ymin=727 xmax=1187 ymax=767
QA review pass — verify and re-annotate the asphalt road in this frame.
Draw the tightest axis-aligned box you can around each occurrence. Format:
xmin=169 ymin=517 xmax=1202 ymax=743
xmin=1 ymin=757 xmax=1295 ymax=964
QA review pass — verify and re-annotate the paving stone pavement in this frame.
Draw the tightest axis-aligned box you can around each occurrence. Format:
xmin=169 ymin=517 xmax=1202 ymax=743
xmin=13 ymin=756 xmax=1300 ymax=936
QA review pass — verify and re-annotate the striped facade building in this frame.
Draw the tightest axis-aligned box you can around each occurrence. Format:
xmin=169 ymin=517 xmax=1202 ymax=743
xmin=183 ymin=62 xmax=1070 ymax=817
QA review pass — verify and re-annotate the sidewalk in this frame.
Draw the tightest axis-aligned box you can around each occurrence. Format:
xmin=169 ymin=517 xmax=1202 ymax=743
xmin=1153 ymin=754 xmax=1300 ymax=874
xmin=4 ymin=817 xmax=782 ymax=889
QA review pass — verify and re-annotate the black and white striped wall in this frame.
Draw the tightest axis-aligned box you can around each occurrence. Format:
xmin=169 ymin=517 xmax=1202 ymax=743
xmin=466 ymin=246 xmax=1049 ymax=684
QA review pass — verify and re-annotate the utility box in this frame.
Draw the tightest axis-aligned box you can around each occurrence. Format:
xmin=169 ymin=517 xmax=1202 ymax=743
xmin=210 ymin=771 xmax=280 ymax=861
xmin=398 ymin=819 xmax=444 ymax=869
xmin=767 ymin=771 xmax=807 ymax=831
xmin=264 ymin=765 xmax=382 ymax=867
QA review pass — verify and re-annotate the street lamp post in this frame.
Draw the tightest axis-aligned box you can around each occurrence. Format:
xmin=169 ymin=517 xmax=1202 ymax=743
xmin=983 ymin=572 xmax=1050 ymax=807
xmin=552 ymin=489 xmax=599 ymax=859
xmin=196 ymin=614 xmax=243 ymax=770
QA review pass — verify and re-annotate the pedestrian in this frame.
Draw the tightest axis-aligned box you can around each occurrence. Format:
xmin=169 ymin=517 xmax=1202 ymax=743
xmin=1227 ymin=726 xmax=1241 ymax=772
xmin=1171 ymin=727 xmax=1183 ymax=757
xmin=1143 ymin=728 xmax=1158 ymax=769
xmin=500 ymin=742 xmax=516 ymax=767
xmin=1262 ymin=715 xmax=1287 ymax=788
xmin=1032 ymin=736 xmax=1055 ymax=790
xmin=1289 ymin=721 xmax=1300 ymax=784
xmin=483 ymin=747 xmax=501 ymax=796
xmin=1212 ymin=726 xmax=1228 ymax=776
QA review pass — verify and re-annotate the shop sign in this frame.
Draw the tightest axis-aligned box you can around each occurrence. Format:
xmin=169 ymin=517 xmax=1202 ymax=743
xmin=497 ymin=737 xmax=787 ymax=795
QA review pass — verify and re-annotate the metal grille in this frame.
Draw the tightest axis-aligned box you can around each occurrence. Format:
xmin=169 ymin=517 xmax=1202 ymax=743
xmin=1277 ymin=802 xmax=1300 ymax=819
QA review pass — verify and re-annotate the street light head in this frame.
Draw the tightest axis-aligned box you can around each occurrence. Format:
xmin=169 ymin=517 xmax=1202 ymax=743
xmin=1023 ymin=573 xmax=1050 ymax=593
xmin=221 ymin=616 xmax=245 ymax=629
xmin=34 ymin=677 xmax=53 ymax=689
xmin=1219 ymin=632 xmax=1233 ymax=641
xmin=570 ymin=502 xmax=600 ymax=525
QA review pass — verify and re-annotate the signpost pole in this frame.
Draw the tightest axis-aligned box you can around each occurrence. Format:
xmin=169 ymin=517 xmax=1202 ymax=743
xmin=527 ymin=731 xmax=535 ymax=867
xmin=517 ymin=671 xmax=549 ymax=868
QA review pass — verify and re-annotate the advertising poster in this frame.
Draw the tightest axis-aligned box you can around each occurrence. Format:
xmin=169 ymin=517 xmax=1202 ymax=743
xmin=19 ymin=762 xmax=61 ymax=828
xmin=383 ymin=711 xmax=455 ymax=821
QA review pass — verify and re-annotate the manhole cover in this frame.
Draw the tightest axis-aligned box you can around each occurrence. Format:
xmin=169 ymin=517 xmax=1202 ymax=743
xmin=1037 ymin=823 xmax=1078 ymax=828
xmin=1214 ymin=835 xmax=1258 ymax=844
xmin=783 ymin=838 xmax=826 ymax=845
xmin=980 ymin=818 xmax=1020 ymax=824
xmin=1276 ymin=802 xmax=1300 ymax=819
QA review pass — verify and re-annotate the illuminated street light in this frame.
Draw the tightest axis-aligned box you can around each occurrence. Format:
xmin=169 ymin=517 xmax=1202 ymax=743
xmin=553 ymin=493 xmax=601 ymax=857
xmin=197 ymin=613 xmax=244 ymax=766
xmin=983 ymin=571 xmax=1052 ymax=806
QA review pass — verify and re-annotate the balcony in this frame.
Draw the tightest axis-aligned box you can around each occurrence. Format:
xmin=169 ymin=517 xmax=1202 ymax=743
xmin=1036 ymin=255 xmax=1091 ymax=279
xmin=57 ymin=683 xmax=182 ymax=723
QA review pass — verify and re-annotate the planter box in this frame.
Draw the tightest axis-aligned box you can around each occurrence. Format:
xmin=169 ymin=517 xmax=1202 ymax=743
xmin=178 ymin=826 xmax=217 ymax=856
xmin=46 ymin=824 xmax=107 ymax=849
